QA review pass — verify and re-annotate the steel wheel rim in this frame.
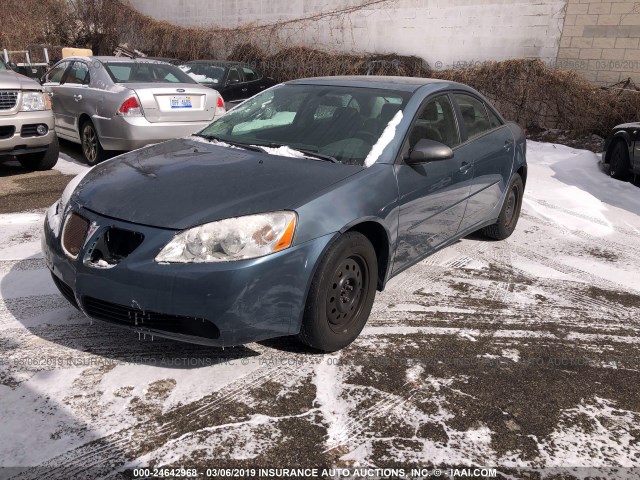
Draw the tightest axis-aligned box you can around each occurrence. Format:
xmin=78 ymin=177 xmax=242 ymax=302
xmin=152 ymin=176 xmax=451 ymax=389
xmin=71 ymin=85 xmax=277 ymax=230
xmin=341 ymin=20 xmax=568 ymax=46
xmin=326 ymin=254 xmax=368 ymax=333
xmin=83 ymin=126 xmax=97 ymax=163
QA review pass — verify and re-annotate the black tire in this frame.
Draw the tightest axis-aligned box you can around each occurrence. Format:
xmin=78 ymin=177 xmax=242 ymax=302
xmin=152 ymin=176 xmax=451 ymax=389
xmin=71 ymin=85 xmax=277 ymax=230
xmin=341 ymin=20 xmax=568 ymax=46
xmin=81 ymin=120 xmax=106 ymax=165
xmin=609 ymin=140 xmax=631 ymax=181
xmin=298 ymin=232 xmax=378 ymax=352
xmin=18 ymin=136 xmax=59 ymax=171
xmin=482 ymin=173 xmax=524 ymax=240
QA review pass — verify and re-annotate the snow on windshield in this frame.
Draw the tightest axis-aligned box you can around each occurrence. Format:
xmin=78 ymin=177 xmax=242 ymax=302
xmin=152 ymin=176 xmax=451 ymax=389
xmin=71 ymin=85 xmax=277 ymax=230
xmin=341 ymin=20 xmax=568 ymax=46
xmin=363 ymin=111 xmax=403 ymax=167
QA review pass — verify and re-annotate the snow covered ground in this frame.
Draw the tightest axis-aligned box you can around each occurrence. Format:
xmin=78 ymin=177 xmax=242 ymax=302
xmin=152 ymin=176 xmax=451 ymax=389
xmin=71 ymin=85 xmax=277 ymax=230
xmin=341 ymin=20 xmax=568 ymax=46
xmin=0 ymin=142 xmax=639 ymax=479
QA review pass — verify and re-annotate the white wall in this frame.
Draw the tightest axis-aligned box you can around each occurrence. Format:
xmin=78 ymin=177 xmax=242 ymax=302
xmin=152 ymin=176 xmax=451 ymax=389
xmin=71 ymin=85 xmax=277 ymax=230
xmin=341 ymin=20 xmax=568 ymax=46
xmin=126 ymin=0 xmax=567 ymax=67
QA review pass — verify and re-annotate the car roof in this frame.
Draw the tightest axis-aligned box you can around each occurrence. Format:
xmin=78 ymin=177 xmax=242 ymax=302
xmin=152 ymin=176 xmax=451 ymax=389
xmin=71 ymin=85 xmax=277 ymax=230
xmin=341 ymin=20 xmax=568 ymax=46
xmin=286 ymin=76 xmax=466 ymax=93
xmin=63 ymin=56 xmax=176 ymax=64
xmin=184 ymin=60 xmax=241 ymax=66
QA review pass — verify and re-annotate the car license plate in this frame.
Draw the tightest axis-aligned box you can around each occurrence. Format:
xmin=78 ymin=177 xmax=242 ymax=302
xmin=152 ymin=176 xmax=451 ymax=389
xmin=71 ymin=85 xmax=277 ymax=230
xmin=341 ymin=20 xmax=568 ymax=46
xmin=170 ymin=96 xmax=192 ymax=109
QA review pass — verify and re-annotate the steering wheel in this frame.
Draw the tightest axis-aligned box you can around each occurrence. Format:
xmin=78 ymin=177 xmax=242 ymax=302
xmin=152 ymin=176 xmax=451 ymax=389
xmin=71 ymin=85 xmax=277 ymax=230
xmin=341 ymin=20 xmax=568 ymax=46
xmin=353 ymin=131 xmax=378 ymax=143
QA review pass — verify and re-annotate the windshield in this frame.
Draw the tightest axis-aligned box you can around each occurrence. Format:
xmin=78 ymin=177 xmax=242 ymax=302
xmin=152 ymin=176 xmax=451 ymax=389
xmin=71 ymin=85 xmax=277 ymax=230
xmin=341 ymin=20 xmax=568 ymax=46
xmin=103 ymin=62 xmax=196 ymax=84
xmin=198 ymin=84 xmax=410 ymax=166
xmin=179 ymin=63 xmax=226 ymax=85
xmin=0 ymin=60 xmax=7 ymax=71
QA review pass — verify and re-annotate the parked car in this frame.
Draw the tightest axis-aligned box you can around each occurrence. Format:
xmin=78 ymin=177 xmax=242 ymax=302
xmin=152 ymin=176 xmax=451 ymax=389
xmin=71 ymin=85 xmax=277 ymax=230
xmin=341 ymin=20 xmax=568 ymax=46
xmin=179 ymin=60 xmax=276 ymax=104
xmin=0 ymin=58 xmax=58 ymax=170
xmin=603 ymin=122 xmax=640 ymax=180
xmin=43 ymin=77 xmax=527 ymax=352
xmin=41 ymin=56 xmax=226 ymax=164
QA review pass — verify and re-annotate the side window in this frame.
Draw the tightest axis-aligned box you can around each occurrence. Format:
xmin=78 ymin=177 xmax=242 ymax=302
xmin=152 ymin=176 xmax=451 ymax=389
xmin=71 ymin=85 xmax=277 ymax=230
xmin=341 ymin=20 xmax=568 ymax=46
xmin=65 ymin=61 xmax=90 ymax=85
xmin=454 ymin=93 xmax=492 ymax=140
xmin=486 ymin=107 xmax=503 ymax=129
xmin=408 ymin=95 xmax=460 ymax=150
xmin=227 ymin=67 xmax=243 ymax=84
xmin=45 ymin=61 xmax=70 ymax=84
xmin=242 ymin=66 xmax=261 ymax=82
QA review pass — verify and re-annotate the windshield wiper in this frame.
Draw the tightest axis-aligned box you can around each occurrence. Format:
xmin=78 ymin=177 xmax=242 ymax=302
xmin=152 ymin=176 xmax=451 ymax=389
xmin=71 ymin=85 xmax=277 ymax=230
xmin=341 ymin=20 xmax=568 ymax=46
xmin=256 ymin=143 xmax=339 ymax=163
xmin=193 ymin=134 xmax=265 ymax=153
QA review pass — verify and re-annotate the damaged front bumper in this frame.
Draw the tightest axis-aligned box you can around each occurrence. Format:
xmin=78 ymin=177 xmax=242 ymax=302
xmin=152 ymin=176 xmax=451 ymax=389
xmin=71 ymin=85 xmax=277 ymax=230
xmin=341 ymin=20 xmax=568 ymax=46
xmin=42 ymin=202 xmax=334 ymax=347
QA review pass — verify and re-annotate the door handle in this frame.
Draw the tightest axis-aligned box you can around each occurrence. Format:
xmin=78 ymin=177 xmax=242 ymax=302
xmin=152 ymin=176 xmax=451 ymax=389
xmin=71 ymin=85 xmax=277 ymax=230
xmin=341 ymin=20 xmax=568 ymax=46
xmin=504 ymin=141 xmax=513 ymax=152
xmin=74 ymin=94 xmax=82 ymax=101
xmin=241 ymin=88 xmax=248 ymax=92
xmin=459 ymin=162 xmax=472 ymax=174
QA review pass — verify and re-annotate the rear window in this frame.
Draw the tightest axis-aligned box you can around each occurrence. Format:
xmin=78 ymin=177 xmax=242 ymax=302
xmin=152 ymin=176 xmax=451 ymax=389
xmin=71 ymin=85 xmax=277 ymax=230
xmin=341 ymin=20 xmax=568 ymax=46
xmin=103 ymin=62 xmax=196 ymax=84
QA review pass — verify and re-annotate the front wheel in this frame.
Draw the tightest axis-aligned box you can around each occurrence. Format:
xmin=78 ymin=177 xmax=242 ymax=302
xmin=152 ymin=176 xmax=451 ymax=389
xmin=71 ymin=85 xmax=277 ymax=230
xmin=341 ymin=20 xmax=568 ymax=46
xmin=18 ymin=136 xmax=59 ymax=171
xmin=298 ymin=232 xmax=378 ymax=352
xmin=482 ymin=173 xmax=524 ymax=240
xmin=81 ymin=120 xmax=106 ymax=165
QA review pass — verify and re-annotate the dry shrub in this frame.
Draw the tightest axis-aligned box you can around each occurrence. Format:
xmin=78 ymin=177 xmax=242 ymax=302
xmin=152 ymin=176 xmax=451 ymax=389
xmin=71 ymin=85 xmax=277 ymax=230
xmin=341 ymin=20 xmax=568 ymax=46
xmin=2 ymin=0 xmax=638 ymax=135
xmin=433 ymin=59 xmax=640 ymax=136
xmin=228 ymin=44 xmax=431 ymax=81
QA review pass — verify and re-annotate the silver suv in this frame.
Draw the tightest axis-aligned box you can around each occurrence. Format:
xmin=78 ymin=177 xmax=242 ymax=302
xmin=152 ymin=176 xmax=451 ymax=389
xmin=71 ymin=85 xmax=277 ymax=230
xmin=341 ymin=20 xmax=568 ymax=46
xmin=0 ymin=59 xmax=58 ymax=170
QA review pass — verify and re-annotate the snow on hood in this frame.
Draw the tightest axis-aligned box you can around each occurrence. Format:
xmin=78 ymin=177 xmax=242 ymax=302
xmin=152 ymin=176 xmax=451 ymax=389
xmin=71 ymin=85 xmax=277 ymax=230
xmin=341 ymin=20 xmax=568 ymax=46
xmin=364 ymin=111 xmax=403 ymax=167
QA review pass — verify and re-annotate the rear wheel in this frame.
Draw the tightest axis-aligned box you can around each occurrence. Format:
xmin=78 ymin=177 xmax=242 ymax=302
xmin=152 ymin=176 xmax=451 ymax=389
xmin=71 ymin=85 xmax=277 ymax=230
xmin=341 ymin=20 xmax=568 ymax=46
xmin=609 ymin=140 xmax=631 ymax=181
xmin=482 ymin=173 xmax=524 ymax=240
xmin=18 ymin=136 xmax=59 ymax=171
xmin=81 ymin=120 xmax=106 ymax=165
xmin=298 ymin=232 xmax=378 ymax=352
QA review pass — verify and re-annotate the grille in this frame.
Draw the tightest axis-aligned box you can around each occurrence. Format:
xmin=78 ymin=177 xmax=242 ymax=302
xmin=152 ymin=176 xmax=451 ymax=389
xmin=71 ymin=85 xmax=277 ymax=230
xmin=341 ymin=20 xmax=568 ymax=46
xmin=20 ymin=124 xmax=43 ymax=137
xmin=0 ymin=126 xmax=15 ymax=140
xmin=83 ymin=297 xmax=220 ymax=339
xmin=62 ymin=213 xmax=90 ymax=259
xmin=0 ymin=90 xmax=18 ymax=110
xmin=51 ymin=273 xmax=79 ymax=309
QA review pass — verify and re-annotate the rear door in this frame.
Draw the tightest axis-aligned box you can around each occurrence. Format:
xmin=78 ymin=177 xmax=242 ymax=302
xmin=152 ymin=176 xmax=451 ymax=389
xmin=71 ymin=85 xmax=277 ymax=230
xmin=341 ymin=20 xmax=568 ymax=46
xmin=58 ymin=60 xmax=91 ymax=140
xmin=452 ymin=93 xmax=515 ymax=232
xmin=241 ymin=65 xmax=267 ymax=97
xmin=393 ymin=93 xmax=472 ymax=273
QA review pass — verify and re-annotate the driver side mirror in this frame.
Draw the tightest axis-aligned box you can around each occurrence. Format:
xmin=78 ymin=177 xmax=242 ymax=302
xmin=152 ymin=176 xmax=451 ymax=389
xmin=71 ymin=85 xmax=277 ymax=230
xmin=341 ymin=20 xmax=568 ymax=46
xmin=8 ymin=62 xmax=18 ymax=71
xmin=406 ymin=139 xmax=454 ymax=164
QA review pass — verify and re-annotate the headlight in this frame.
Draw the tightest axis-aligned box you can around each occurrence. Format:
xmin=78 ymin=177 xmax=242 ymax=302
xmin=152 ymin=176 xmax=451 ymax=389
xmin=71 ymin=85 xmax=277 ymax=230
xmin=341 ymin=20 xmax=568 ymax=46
xmin=155 ymin=212 xmax=297 ymax=263
xmin=20 ymin=91 xmax=49 ymax=111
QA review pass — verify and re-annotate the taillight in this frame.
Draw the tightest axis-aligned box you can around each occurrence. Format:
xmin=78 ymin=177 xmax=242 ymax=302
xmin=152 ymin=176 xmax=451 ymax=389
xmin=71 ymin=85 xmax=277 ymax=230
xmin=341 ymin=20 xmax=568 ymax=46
xmin=215 ymin=95 xmax=226 ymax=116
xmin=117 ymin=96 xmax=143 ymax=116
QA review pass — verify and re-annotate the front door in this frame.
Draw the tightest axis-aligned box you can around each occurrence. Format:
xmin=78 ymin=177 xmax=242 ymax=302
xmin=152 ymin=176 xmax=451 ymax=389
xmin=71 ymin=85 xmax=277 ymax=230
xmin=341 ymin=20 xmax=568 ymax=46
xmin=393 ymin=93 xmax=473 ymax=274
xmin=222 ymin=66 xmax=247 ymax=103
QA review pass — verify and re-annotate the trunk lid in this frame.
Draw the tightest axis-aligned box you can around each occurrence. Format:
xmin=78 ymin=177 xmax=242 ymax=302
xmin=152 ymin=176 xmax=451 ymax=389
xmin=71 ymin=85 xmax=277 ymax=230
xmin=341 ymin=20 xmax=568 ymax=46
xmin=128 ymin=83 xmax=217 ymax=123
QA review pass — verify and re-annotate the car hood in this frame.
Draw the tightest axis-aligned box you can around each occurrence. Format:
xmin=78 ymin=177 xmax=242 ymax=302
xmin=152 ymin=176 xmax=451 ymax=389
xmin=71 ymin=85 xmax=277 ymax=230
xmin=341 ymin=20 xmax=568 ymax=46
xmin=74 ymin=138 xmax=363 ymax=230
xmin=0 ymin=70 xmax=42 ymax=90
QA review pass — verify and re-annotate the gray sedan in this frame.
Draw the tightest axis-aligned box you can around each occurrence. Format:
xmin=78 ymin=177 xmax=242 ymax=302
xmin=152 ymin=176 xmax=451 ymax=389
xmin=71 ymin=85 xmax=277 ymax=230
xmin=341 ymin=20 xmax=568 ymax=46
xmin=42 ymin=56 xmax=226 ymax=164
xmin=43 ymin=77 xmax=527 ymax=352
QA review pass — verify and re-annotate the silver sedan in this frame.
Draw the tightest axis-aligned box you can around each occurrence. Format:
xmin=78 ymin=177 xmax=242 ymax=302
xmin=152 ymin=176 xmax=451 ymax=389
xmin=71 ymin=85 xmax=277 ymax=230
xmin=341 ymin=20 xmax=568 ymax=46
xmin=42 ymin=56 xmax=226 ymax=164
